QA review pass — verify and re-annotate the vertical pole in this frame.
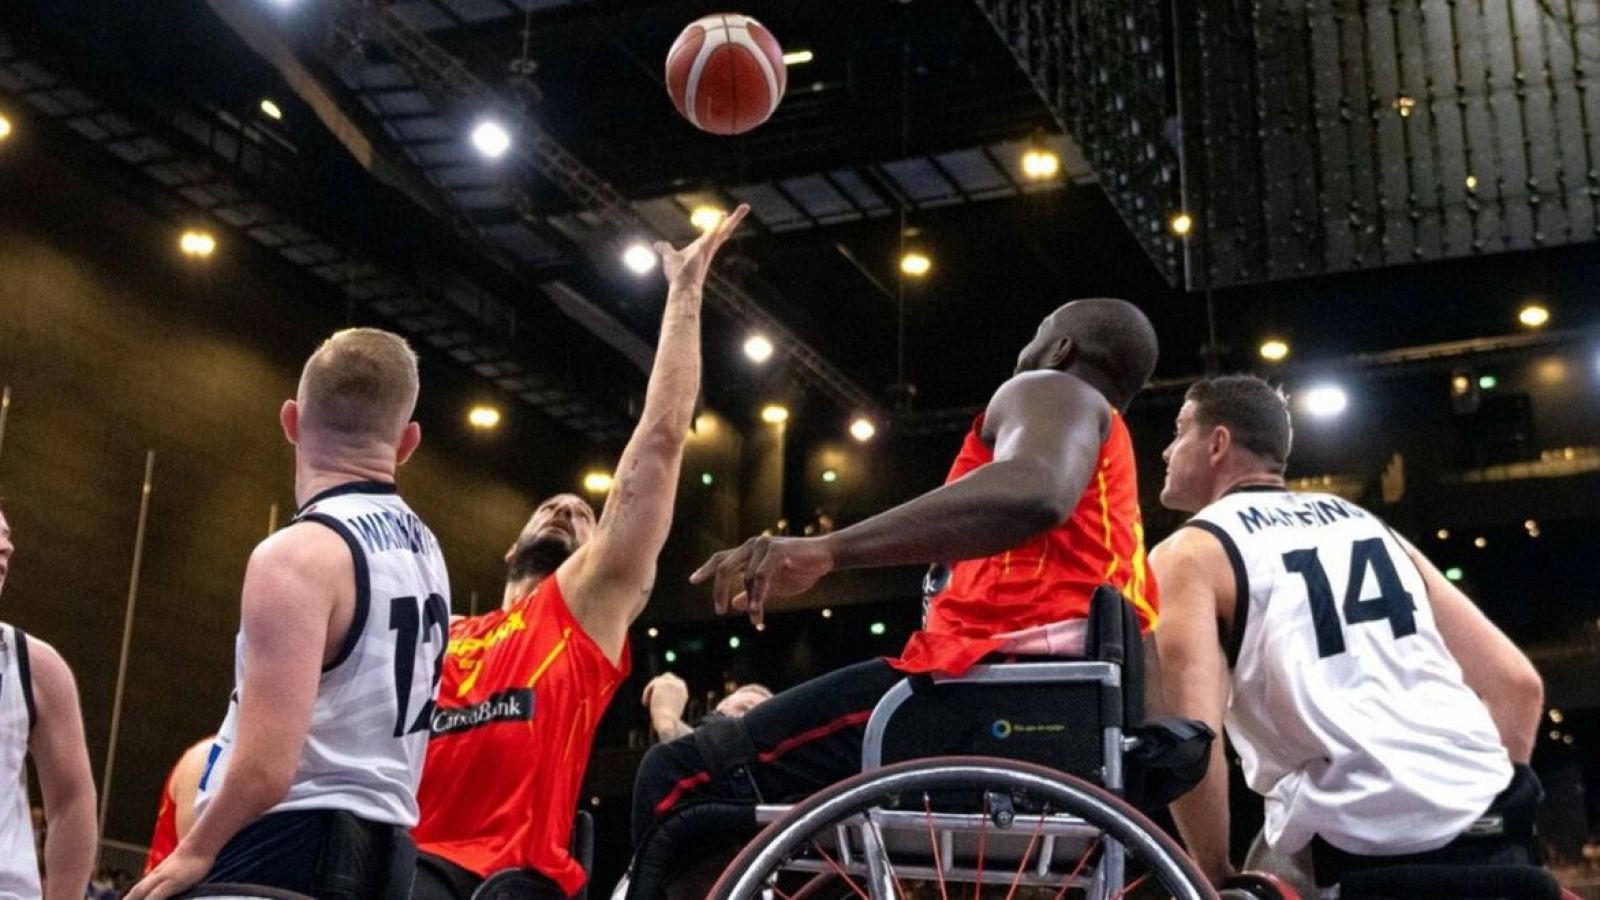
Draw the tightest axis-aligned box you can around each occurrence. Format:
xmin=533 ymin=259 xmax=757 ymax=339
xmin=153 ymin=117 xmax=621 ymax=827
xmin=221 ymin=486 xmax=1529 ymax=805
xmin=0 ymin=386 xmax=11 ymax=472
xmin=99 ymin=450 xmax=156 ymax=839
xmin=266 ymin=502 xmax=280 ymax=536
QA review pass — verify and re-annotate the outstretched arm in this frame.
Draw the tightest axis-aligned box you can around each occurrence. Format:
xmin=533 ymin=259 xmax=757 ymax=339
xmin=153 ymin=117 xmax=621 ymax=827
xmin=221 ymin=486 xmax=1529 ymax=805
xmin=1149 ymin=527 xmax=1237 ymax=887
xmin=28 ymin=639 xmax=97 ymax=900
xmin=561 ymin=206 xmax=749 ymax=661
xmin=693 ymin=370 xmax=1111 ymax=623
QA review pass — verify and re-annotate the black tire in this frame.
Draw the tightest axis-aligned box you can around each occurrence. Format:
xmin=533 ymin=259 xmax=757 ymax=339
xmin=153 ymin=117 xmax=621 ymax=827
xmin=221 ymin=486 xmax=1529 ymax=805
xmin=708 ymin=756 xmax=1218 ymax=900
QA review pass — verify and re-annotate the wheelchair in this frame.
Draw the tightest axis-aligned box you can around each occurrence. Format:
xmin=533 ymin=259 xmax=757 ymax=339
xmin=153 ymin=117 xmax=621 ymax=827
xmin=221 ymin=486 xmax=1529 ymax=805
xmin=706 ymin=585 xmax=1233 ymax=900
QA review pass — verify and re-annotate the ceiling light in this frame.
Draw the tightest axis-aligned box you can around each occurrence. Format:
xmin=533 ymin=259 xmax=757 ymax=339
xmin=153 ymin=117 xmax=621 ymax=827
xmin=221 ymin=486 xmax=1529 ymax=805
xmin=0 ymin=114 xmax=14 ymax=141
xmin=1436 ymin=529 xmax=1450 ymax=540
xmin=622 ymin=242 xmax=657 ymax=274
xmin=781 ymin=49 xmax=814 ymax=66
xmin=1259 ymin=339 xmax=1289 ymax=362
xmin=821 ymin=469 xmax=838 ymax=483
xmin=700 ymin=472 xmax=714 ymax=486
xmin=1301 ymin=385 xmax=1347 ymax=418
xmin=1564 ymin=734 xmax=1574 ymax=745
xmin=1465 ymin=174 xmax=1478 ymax=191
xmin=760 ymin=404 xmax=789 ymax=425
xmin=1393 ymin=94 xmax=1416 ymax=117
xmin=582 ymin=471 xmax=614 ymax=494
xmin=869 ymin=621 xmax=886 ymax=636
xmin=1021 ymin=149 xmax=1060 ymax=179
xmin=1525 ymin=519 xmax=1538 ymax=530
xmin=1473 ymin=536 xmax=1488 ymax=548
xmin=259 ymin=99 xmax=283 ymax=120
xmin=179 ymin=229 xmax=217 ymax=258
xmin=728 ymin=636 xmax=741 ymax=649
xmin=1478 ymin=374 xmax=1498 ymax=390
xmin=820 ymin=608 xmax=832 ymax=619
xmin=470 ymin=119 xmax=512 ymax=159
xmin=1169 ymin=212 xmax=1193 ymax=236
xmin=1550 ymin=709 xmax=1564 ymax=723
xmin=647 ymin=627 xmax=659 ymax=638
xmin=664 ymin=650 xmax=677 ymax=663
xmin=693 ymin=413 xmax=716 ymax=435
xmin=743 ymin=334 xmax=774 ymax=363
xmin=1451 ymin=374 xmax=1471 ymax=395
xmin=849 ymin=417 xmax=877 ymax=442
xmin=1550 ymin=729 xmax=1562 ymax=741
xmin=1445 ymin=567 xmax=1464 ymax=582
xmin=899 ymin=251 xmax=931 ymax=277
xmin=690 ymin=205 xmax=725 ymax=232
xmin=467 ymin=405 xmax=501 ymax=428
xmin=1519 ymin=304 xmax=1550 ymax=328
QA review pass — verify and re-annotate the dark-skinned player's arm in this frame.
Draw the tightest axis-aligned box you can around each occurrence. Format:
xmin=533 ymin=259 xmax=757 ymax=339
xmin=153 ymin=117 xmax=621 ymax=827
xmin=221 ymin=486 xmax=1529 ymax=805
xmin=693 ymin=369 xmax=1111 ymax=623
xmin=559 ymin=205 xmax=750 ymax=662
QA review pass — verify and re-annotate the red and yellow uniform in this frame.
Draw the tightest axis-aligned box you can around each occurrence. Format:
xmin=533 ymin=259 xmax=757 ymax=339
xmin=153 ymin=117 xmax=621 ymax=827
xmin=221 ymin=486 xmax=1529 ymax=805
xmin=413 ymin=576 xmax=629 ymax=896
xmin=891 ymin=410 xmax=1158 ymax=675
xmin=143 ymin=770 xmax=179 ymax=874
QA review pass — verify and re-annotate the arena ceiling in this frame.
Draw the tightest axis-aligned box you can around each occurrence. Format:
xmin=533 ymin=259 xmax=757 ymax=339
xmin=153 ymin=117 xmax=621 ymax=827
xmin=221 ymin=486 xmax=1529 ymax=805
xmin=3 ymin=0 xmax=1598 ymax=440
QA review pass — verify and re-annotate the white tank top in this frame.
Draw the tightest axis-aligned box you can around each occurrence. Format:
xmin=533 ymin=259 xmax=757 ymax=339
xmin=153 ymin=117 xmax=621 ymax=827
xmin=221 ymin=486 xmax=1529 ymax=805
xmin=0 ymin=623 xmax=41 ymax=899
xmin=198 ymin=483 xmax=452 ymax=827
xmin=1187 ymin=487 xmax=1511 ymax=856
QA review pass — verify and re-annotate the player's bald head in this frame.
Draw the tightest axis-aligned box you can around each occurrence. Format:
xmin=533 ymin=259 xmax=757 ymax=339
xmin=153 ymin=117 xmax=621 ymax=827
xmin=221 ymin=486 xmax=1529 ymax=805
xmin=296 ymin=328 xmax=419 ymax=446
xmin=1017 ymin=298 xmax=1159 ymax=408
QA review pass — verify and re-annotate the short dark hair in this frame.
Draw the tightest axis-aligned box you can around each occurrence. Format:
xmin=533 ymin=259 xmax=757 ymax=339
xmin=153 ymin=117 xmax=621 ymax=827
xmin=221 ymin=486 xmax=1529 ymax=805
xmin=1055 ymin=299 xmax=1159 ymax=407
xmin=1184 ymin=375 xmax=1292 ymax=471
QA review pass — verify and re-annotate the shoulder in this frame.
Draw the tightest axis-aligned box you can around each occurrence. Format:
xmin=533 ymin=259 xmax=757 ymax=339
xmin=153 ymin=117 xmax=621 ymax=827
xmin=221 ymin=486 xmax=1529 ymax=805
xmin=248 ymin=520 xmax=352 ymax=575
xmin=20 ymin=635 xmax=79 ymax=710
xmin=984 ymin=371 xmax=1111 ymax=434
xmin=1150 ymin=523 xmax=1232 ymax=580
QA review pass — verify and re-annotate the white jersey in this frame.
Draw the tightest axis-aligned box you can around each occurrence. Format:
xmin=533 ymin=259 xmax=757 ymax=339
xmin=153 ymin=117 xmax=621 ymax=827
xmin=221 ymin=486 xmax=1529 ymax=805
xmin=198 ymin=483 xmax=451 ymax=828
xmin=0 ymin=624 xmax=41 ymax=900
xmin=1188 ymin=487 xmax=1511 ymax=856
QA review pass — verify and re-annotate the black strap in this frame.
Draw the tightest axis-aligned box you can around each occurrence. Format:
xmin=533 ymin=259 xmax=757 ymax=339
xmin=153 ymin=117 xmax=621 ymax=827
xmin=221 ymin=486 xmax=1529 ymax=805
xmin=692 ymin=716 xmax=763 ymax=803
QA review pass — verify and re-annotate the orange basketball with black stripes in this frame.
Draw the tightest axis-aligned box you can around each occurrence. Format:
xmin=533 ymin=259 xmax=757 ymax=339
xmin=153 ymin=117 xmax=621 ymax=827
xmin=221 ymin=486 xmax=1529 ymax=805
xmin=665 ymin=14 xmax=787 ymax=135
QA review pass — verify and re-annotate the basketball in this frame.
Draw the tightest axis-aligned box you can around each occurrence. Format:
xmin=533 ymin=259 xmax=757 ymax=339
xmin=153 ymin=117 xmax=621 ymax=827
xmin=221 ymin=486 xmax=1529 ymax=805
xmin=665 ymin=14 xmax=787 ymax=136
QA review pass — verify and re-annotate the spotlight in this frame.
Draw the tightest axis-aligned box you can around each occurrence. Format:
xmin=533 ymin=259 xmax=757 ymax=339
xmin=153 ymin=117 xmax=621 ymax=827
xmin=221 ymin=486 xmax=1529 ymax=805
xmin=664 ymin=650 xmax=677 ymax=663
xmin=743 ymin=334 xmax=774 ymax=363
xmin=1551 ymin=709 xmax=1564 ymax=724
xmin=1473 ymin=536 xmax=1487 ymax=549
xmin=1259 ymin=339 xmax=1289 ymax=362
xmin=646 ymin=627 xmax=659 ymax=638
xmin=259 ymin=99 xmax=284 ymax=121
xmin=781 ymin=49 xmax=814 ymax=65
xmin=728 ymin=636 xmax=741 ymax=649
xmin=869 ymin=621 xmax=886 ymax=636
xmin=1301 ymin=385 xmax=1347 ymax=418
xmin=1021 ymin=149 xmax=1060 ymax=180
xmin=467 ymin=405 xmax=501 ymax=428
xmin=1169 ymin=212 xmax=1193 ymax=236
xmin=1465 ymin=174 xmax=1478 ymax=191
xmin=1451 ymin=374 xmax=1471 ymax=395
xmin=1478 ymin=374 xmax=1498 ymax=391
xmin=179 ymin=230 xmax=217 ymax=258
xmin=1445 ymin=567 xmax=1464 ymax=582
xmin=760 ymin=404 xmax=789 ymax=425
xmin=849 ymin=417 xmax=877 ymax=442
xmin=700 ymin=472 xmax=714 ymax=486
xmin=582 ymin=471 xmax=614 ymax=494
xmin=1436 ymin=529 xmax=1450 ymax=540
xmin=690 ymin=205 xmax=725 ymax=232
xmin=821 ymin=469 xmax=838 ymax=483
xmin=622 ymin=242 xmax=657 ymax=275
xmin=1519 ymin=304 xmax=1550 ymax=328
xmin=820 ymin=608 xmax=833 ymax=619
xmin=471 ymin=119 xmax=512 ymax=159
xmin=0 ymin=114 xmax=11 ymax=141
xmin=899 ymin=251 xmax=931 ymax=278
xmin=1392 ymin=94 xmax=1416 ymax=117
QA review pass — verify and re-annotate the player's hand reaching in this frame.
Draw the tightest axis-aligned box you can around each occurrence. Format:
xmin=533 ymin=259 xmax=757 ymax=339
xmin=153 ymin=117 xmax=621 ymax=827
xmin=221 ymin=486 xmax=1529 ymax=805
xmin=126 ymin=845 xmax=213 ymax=900
xmin=691 ymin=535 xmax=836 ymax=626
xmin=656 ymin=203 xmax=749 ymax=291
xmin=642 ymin=672 xmax=690 ymax=721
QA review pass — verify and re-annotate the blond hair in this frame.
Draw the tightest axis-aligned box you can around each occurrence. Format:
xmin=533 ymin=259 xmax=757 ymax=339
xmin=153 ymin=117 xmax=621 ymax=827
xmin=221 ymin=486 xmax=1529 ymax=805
xmin=297 ymin=328 xmax=419 ymax=443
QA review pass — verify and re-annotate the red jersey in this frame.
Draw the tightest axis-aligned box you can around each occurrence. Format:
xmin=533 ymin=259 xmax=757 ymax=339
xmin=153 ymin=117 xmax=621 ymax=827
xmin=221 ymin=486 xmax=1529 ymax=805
xmin=413 ymin=575 xmax=629 ymax=895
xmin=890 ymin=410 xmax=1158 ymax=675
xmin=143 ymin=770 xmax=179 ymax=874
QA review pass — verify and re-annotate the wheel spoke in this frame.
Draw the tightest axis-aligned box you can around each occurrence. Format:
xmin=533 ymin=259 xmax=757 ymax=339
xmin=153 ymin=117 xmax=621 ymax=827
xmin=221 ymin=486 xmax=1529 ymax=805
xmin=922 ymin=794 xmax=952 ymax=900
xmin=1002 ymin=812 xmax=1050 ymax=900
xmin=971 ymin=793 xmax=989 ymax=900
xmin=1109 ymin=872 xmax=1150 ymax=898
xmin=808 ymin=839 xmax=872 ymax=900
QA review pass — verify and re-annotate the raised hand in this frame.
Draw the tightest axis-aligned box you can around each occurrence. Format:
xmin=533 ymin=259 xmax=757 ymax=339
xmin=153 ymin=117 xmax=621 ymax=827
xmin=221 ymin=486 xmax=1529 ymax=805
xmin=656 ymin=203 xmax=750 ymax=291
xmin=690 ymin=535 xmax=836 ymax=626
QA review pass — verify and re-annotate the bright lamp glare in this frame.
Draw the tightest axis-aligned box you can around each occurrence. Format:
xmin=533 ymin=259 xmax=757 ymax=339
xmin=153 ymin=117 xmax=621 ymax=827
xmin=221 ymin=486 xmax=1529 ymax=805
xmin=690 ymin=205 xmax=725 ymax=232
xmin=467 ymin=405 xmax=501 ymax=428
xmin=1301 ymin=385 xmax=1348 ymax=418
xmin=743 ymin=334 xmax=774 ymax=363
xmin=471 ymin=120 xmax=512 ymax=159
xmin=179 ymin=230 xmax=217 ymax=258
xmin=582 ymin=471 xmax=614 ymax=494
xmin=1519 ymin=305 xmax=1550 ymax=328
xmin=622 ymin=243 xmax=657 ymax=274
xmin=1021 ymin=149 xmax=1060 ymax=179
xmin=899 ymin=251 xmax=931 ymax=277
xmin=849 ymin=417 xmax=876 ymax=442
xmin=782 ymin=49 xmax=814 ymax=65
xmin=1170 ymin=212 xmax=1194 ymax=236
xmin=259 ymin=99 xmax=283 ymax=120
xmin=760 ymin=404 xmax=789 ymax=425
xmin=0 ymin=114 xmax=15 ymax=140
xmin=1259 ymin=339 xmax=1289 ymax=362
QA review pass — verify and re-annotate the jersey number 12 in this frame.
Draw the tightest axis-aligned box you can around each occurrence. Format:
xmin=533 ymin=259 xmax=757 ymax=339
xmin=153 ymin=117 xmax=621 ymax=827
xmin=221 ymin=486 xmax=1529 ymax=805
xmin=1282 ymin=538 xmax=1417 ymax=659
xmin=391 ymin=594 xmax=449 ymax=737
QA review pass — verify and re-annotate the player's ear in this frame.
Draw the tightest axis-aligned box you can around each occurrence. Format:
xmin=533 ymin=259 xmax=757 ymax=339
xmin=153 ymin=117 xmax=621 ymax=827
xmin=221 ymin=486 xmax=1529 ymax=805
xmin=395 ymin=421 xmax=422 ymax=465
xmin=1208 ymin=424 xmax=1232 ymax=462
xmin=280 ymin=399 xmax=300 ymax=446
xmin=1044 ymin=335 xmax=1076 ymax=370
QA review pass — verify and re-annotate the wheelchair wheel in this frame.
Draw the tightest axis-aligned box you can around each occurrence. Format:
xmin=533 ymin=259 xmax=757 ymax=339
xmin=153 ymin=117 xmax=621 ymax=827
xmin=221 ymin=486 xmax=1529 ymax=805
xmin=709 ymin=756 xmax=1218 ymax=900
